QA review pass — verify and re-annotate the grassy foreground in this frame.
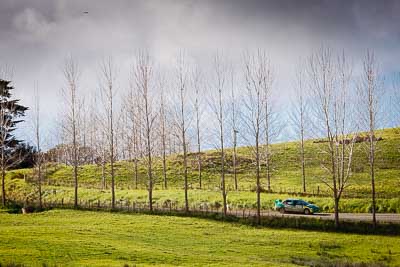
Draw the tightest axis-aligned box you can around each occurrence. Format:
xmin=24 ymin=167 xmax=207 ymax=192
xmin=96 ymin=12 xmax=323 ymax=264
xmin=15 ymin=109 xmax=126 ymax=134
xmin=0 ymin=209 xmax=399 ymax=266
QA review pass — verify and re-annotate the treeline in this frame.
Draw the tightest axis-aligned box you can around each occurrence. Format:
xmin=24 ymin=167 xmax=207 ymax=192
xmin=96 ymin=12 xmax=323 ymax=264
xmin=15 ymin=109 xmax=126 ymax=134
xmin=2 ymin=47 xmax=400 ymax=228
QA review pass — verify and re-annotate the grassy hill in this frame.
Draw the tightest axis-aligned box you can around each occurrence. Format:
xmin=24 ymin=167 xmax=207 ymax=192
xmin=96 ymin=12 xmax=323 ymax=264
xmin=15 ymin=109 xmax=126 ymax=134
xmin=0 ymin=209 xmax=399 ymax=266
xmin=4 ymin=127 xmax=400 ymax=213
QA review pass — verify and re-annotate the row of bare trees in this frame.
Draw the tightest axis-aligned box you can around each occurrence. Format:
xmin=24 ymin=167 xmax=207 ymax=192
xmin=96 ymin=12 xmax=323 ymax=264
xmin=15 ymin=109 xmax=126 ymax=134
xmin=298 ymin=48 xmax=383 ymax=227
xmin=26 ymin=47 xmax=394 ymax=228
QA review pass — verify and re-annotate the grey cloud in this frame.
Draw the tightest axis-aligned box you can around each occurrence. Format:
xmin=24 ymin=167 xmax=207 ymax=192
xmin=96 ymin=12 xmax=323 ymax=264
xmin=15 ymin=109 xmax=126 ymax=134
xmin=0 ymin=0 xmax=399 ymax=144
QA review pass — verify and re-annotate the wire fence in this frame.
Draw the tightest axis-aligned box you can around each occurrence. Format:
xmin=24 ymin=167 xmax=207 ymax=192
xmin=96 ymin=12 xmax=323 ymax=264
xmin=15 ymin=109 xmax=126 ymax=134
xmin=19 ymin=198 xmax=282 ymax=221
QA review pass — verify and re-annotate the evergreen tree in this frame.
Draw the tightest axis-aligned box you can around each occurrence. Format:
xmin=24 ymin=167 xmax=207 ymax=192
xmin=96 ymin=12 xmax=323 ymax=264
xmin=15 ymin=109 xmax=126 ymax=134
xmin=1 ymin=79 xmax=28 ymax=206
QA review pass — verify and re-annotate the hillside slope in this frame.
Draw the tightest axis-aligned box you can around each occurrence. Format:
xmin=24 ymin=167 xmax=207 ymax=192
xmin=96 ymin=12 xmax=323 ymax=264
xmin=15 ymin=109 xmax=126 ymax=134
xmin=4 ymin=127 xmax=400 ymax=213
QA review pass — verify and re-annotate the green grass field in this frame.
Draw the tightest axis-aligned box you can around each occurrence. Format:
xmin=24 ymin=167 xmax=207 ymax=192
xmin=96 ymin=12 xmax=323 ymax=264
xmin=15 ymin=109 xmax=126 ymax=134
xmin=0 ymin=209 xmax=399 ymax=266
xmin=3 ymin=127 xmax=400 ymax=213
xmin=1 ymin=128 xmax=400 ymax=266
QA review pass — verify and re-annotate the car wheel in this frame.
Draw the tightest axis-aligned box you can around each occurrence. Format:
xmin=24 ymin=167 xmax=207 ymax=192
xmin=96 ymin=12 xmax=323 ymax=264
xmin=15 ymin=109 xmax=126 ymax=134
xmin=280 ymin=208 xmax=285 ymax=214
xmin=304 ymin=208 xmax=311 ymax=215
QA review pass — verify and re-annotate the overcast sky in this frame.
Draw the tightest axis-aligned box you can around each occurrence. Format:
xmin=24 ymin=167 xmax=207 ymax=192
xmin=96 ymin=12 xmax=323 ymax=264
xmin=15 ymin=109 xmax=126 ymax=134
xmin=1 ymin=0 xmax=400 ymax=145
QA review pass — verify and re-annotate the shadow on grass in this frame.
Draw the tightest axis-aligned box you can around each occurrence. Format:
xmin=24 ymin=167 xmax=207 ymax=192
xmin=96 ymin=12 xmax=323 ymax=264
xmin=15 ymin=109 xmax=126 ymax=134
xmin=4 ymin=199 xmax=400 ymax=236
xmin=68 ymin=205 xmax=400 ymax=236
xmin=290 ymin=256 xmax=389 ymax=267
xmin=3 ymin=200 xmax=51 ymax=214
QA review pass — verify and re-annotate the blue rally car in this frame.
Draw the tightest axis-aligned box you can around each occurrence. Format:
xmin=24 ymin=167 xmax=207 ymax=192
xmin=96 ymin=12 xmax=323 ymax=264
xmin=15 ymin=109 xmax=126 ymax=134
xmin=274 ymin=199 xmax=319 ymax=215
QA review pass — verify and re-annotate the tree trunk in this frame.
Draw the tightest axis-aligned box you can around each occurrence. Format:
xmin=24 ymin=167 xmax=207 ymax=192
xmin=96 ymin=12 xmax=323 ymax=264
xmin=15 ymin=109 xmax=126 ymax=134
xmin=181 ymin=87 xmax=189 ymax=213
xmin=107 ymin=76 xmax=116 ymax=209
xmin=266 ymin=144 xmax=271 ymax=192
xmin=196 ymin=114 xmax=202 ymax=189
xmin=255 ymin=134 xmax=261 ymax=225
xmin=233 ymin=129 xmax=238 ymax=191
xmin=330 ymin=139 xmax=340 ymax=229
xmin=300 ymin=128 xmax=306 ymax=193
xmin=73 ymin=163 xmax=78 ymax=208
xmin=334 ymin=195 xmax=340 ymax=228
xmin=145 ymin=97 xmax=153 ymax=212
xmin=197 ymin=142 xmax=202 ymax=189
xmin=162 ymin=142 xmax=167 ymax=190
xmin=101 ymin=160 xmax=106 ymax=190
xmin=72 ymin=97 xmax=78 ymax=209
xmin=38 ymin=160 xmax=42 ymax=209
xmin=219 ymin=93 xmax=227 ymax=217
xmin=265 ymin=104 xmax=271 ymax=193
xmin=110 ymin=105 xmax=115 ymax=209
xmin=134 ymin=158 xmax=138 ymax=189
xmin=1 ymin=165 xmax=5 ymax=207
xmin=370 ymin=133 xmax=377 ymax=228
xmin=146 ymin=142 xmax=153 ymax=211
xmin=221 ymin=140 xmax=227 ymax=216
xmin=160 ymin=92 xmax=168 ymax=190
xmin=183 ymin=142 xmax=189 ymax=213
xmin=72 ymin=109 xmax=78 ymax=208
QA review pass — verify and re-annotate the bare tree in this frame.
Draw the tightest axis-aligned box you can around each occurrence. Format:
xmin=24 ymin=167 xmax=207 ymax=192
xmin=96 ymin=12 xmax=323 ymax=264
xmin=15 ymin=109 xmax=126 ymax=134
xmin=159 ymin=84 xmax=168 ymax=190
xmin=242 ymin=50 xmax=268 ymax=224
xmin=173 ymin=52 xmax=190 ymax=212
xmin=126 ymin=84 xmax=140 ymax=189
xmin=87 ymin=96 xmax=98 ymax=165
xmin=87 ymin=93 xmax=108 ymax=189
xmin=261 ymin=58 xmax=275 ymax=193
xmin=230 ymin=67 xmax=239 ymax=191
xmin=99 ymin=57 xmax=117 ymax=209
xmin=209 ymin=53 xmax=228 ymax=216
xmin=79 ymin=97 xmax=88 ymax=164
xmin=290 ymin=63 xmax=309 ymax=193
xmin=357 ymin=50 xmax=383 ymax=228
xmin=117 ymin=103 xmax=129 ymax=161
xmin=62 ymin=57 xmax=80 ymax=208
xmin=33 ymin=83 xmax=43 ymax=209
xmin=192 ymin=67 xmax=203 ymax=189
xmin=134 ymin=51 xmax=156 ymax=211
xmin=308 ymin=48 xmax=356 ymax=228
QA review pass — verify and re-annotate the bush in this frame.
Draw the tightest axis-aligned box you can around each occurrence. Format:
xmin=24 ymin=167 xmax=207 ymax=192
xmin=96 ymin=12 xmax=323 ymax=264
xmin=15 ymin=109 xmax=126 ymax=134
xmin=211 ymin=201 xmax=222 ymax=209
xmin=250 ymin=185 xmax=270 ymax=193
xmin=4 ymin=200 xmax=23 ymax=214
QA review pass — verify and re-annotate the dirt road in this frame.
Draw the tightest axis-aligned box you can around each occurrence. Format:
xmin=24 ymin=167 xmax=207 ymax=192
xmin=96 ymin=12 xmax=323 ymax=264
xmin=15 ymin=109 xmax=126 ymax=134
xmin=262 ymin=211 xmax=400 ymax=223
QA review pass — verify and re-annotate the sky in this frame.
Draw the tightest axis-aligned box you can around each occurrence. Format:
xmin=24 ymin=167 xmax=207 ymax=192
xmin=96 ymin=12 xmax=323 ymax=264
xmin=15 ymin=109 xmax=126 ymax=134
xmin=1 ymin=0 xmax=400 ymax=147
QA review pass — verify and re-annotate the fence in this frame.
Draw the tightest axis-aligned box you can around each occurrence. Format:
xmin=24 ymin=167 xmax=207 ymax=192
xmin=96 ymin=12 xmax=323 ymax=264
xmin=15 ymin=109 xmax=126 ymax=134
xmin=17 ymin=198 xmax=284 ymax=221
